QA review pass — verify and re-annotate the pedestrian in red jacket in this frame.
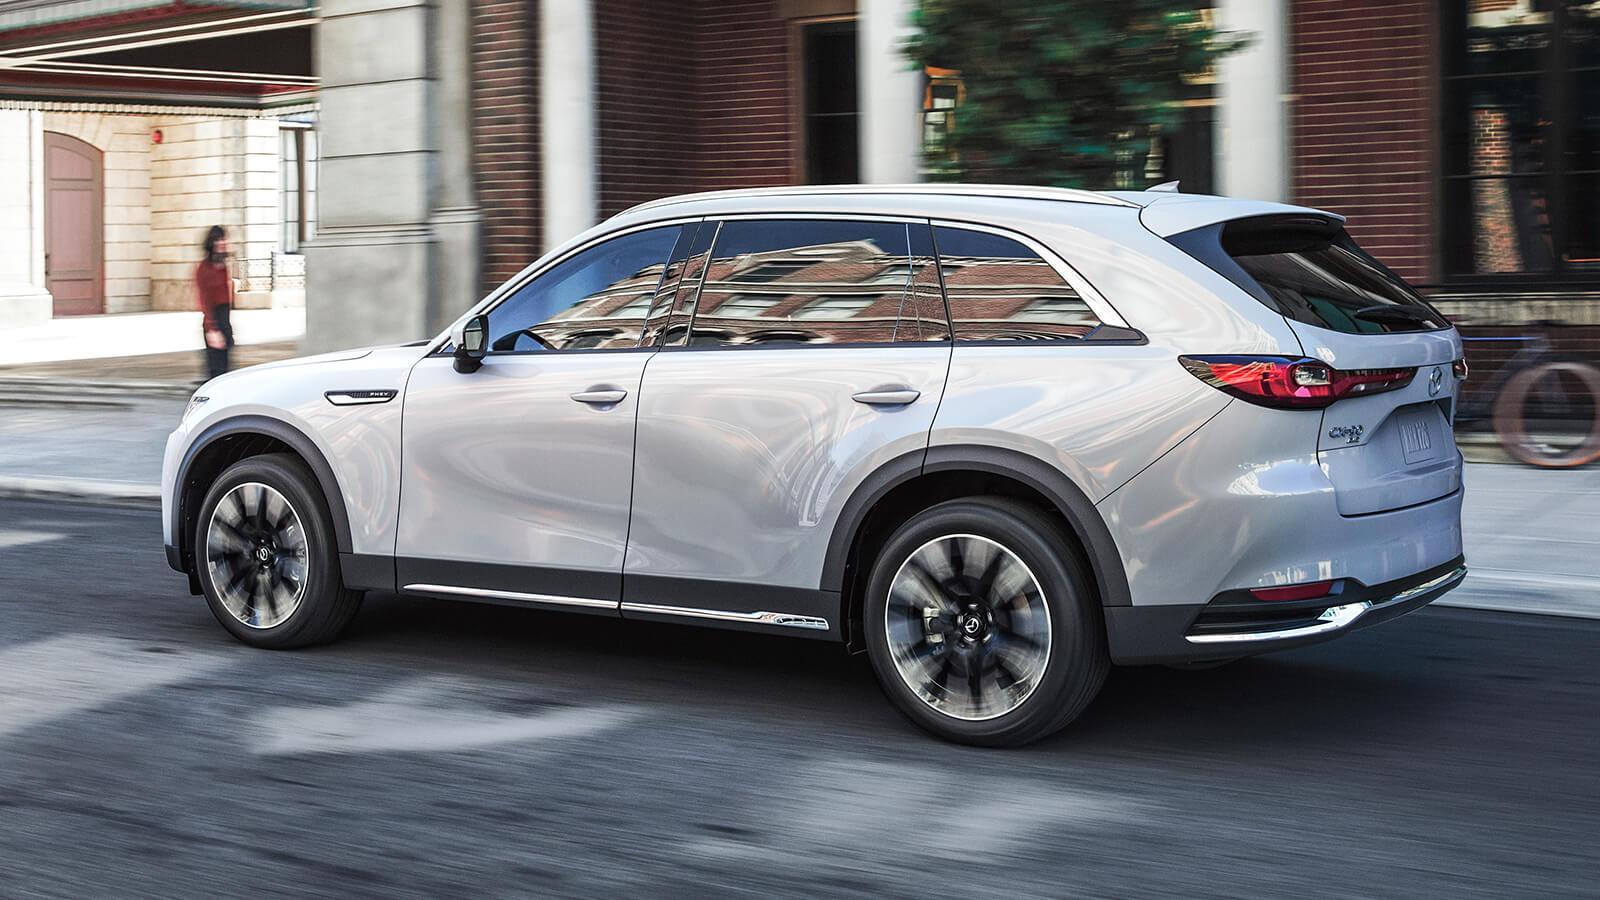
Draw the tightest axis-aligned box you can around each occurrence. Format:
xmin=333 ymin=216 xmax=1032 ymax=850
xmin=197 ymin=225 xmax=234 ymax=380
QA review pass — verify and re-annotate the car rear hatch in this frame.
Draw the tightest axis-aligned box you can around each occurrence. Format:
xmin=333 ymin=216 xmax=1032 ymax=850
xmin=1170 ymin=212 xmax=1464 ymax=516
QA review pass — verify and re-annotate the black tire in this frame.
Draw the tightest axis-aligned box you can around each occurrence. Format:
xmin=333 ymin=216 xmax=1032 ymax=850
xmin=863 ymin=497 xmax=1109 ymax=746
xmin=194 ymin=453 xmax=363 ymax=649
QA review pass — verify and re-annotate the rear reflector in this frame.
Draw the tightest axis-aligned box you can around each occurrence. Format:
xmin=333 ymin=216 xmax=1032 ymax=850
xmin=1179 ymin=355 xmax=1417 ymax=409
xmin=1249 ymin=581 xmax=1335 ymax=602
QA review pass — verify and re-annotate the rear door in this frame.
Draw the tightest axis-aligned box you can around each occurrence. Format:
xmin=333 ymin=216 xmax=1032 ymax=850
xmin=1218 ymin=216 xmax=1463 ymax=515
xmin=621 ymin=217 xmax=951 ymax=632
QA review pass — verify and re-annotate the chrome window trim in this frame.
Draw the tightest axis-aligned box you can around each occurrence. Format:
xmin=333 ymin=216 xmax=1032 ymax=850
xmin=1184 ymin=566 xmax=1467 ymax=645
xmin=929 ymin=218 xmax=1131 ymax=330
xmin=619 ymin=602 xmax=830 ymax=631
xmin=402 ymin=583 xmax=617 ymax=610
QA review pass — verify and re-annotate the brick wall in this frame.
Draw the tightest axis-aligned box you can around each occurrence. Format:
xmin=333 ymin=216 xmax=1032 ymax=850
xmin=595 ymin=0 xmax=700 ymax=217
xmin=471 ymin=0 xmax=540 ymax=293
xmin=693 ymin=0 xmax=796 ymax=190
xmin=1290 ymin=0 xmax=1434 ymax=283
xmin=470 ymin=1 xmax=798 ymax=289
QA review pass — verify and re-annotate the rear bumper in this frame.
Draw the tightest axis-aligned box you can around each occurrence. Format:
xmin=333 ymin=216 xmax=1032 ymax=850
xmin=1105 ymin=555 xmax=1467 ymax=665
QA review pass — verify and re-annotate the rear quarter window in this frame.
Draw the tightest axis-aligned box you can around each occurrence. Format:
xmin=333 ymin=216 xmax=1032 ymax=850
xmin=932 ymin=226 xmax=1102 ymax=341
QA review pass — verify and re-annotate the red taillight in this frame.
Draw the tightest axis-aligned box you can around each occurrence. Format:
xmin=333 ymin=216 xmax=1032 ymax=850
xmin=1179 ymin=355 xmax=1416 ymax=409
xmin=1249 ymin=581 xmax=1335 ymax=602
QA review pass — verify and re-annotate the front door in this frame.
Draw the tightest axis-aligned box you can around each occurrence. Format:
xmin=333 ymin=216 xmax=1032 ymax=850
xmin=44 ymin=132 xmax=103 ymax=316
xmin=622 ymin=217 xmax=952 ymax=631
xmin=395 ymin=224 xmax=687 ymax=610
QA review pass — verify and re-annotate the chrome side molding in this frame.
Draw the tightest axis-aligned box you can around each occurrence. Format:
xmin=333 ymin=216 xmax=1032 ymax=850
xmin=401 ymin=584 xmax=830 ymax=632
xmin=1186 ymin=566 xmax=1467 ymax=645
xmin=620 ymin=602 xmax=830 ymax=631
xmin=402 ymin=583 xmax=616 ymax=610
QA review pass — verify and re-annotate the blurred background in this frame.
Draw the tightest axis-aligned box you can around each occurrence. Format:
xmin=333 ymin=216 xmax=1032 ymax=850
xmin=0 ymin=1 xmax=1596 ymax=896
xmin=0 ymin=0 xmax=1596 ymax=455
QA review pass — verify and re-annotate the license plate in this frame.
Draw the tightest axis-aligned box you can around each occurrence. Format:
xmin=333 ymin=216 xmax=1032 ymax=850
xmin=1397 ymin=407 xmax=1441 ymax=465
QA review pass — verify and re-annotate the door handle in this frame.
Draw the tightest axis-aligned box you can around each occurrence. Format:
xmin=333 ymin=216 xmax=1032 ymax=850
xmin=852 ymin=388 xmax=921 ymax=406
xmin=570 ymin=389 xmax=628 ymax=405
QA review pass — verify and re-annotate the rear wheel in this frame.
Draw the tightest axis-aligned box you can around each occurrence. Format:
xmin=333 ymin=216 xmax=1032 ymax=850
xmin=863 ymin=497 xmax=1108 ymax=746
xmin=195 ymin=453 xmax=362 ymax=649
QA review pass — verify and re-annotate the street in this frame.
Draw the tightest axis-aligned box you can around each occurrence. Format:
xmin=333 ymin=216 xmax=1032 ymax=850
xmin=1 ymin=498 xmax=1596 ymax=898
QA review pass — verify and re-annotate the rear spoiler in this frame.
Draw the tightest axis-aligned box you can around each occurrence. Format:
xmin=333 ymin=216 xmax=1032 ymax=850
xmin=1136 ymin=194 xmax=1344 ymax=238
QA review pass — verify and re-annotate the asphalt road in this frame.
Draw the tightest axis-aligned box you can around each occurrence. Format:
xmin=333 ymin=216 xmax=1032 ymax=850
xmin=1 ymin=499 xmax=1596 ymax=898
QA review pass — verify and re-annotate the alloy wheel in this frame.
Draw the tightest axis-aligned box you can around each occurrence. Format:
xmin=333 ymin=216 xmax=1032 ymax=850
xmin=884 ymin=533 xmax=1053 ymax=721
xmin=204 ymin=481 xmax=309 ymax=629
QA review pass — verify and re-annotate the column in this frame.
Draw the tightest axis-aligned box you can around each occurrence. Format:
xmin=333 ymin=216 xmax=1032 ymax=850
xmin=429 ymin=0 xmax=482 ymax=331
xmin=304 ymin=0 xmax=437 ymax=353
xmin=1217 ymin=0 xmax=1289 ymax=202
xmin=0 ymin=109 xmax=52 ymax=327
xmin=859 ymin=0 xmax=922 ymax=184
xmin=540 ymin=0 xmax=597 ymax=250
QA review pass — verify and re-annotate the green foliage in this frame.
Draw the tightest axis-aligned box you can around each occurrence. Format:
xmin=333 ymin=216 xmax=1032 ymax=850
xmin=907 ymin=1 xmax=1246 ymax=188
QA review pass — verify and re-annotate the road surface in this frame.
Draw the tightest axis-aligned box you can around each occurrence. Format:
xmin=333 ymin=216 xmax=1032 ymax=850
xmin=0 ymin=499 xmax=1595 ymax=898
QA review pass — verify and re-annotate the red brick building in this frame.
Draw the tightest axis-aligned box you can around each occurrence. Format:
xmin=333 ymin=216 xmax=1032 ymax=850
xmin=467 ymin=0 xmax=920 ymax=295
xmin=296 ymin=0 xmax=1599 ymax=354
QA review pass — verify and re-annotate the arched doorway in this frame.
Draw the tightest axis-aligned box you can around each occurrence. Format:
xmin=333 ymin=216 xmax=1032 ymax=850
xmin=44 ymin=131 xmax=104 ymax=316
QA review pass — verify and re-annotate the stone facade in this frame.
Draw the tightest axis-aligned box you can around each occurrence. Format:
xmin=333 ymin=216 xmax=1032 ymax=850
xmin=0 ymin=109 xmax=49 ymax=327
xmin=0 ymin=106 xmax=304 ymax=326
xmin=147 ymin=116 xmax=283 ymax=311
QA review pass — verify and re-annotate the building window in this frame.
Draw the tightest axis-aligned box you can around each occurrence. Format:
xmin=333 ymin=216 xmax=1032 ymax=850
xmin=801 ymin=19 xmax=859 ymax=184
xmin=1442 ymin=1 xmax=1600 ymax=279
xmin=279 ymin=125 xmax=318 ymax=253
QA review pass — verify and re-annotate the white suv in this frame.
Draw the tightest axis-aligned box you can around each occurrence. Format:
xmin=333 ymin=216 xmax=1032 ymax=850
xmin=163 ymin=185 xmax=1467 ymax=745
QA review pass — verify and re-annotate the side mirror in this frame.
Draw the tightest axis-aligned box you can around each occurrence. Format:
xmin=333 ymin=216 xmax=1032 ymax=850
xmin=452 ymin=314 xmax=488 ymax=374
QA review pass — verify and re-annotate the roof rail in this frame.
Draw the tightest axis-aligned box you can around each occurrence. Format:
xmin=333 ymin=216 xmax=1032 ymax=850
xmin=619 ymin=183 xmax=1139 ymax=217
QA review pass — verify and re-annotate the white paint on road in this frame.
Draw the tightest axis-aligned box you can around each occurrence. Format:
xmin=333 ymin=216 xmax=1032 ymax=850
xmin=0 ymin=530 xmax=65 ymax=550
xmin=1438 ymin=568 xmax=1600 ymax=619
xmin=251 ymin=676 xmax=638 ymax=755
xmin=0 ymin=634 xmax=224 ymax=739
xmin=684 ymin=758 xmax=1143 ymax=863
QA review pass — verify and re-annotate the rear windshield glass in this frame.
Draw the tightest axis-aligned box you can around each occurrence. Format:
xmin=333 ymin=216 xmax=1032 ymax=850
xmin=1182 ymin=215 xmax=1450 ymax=334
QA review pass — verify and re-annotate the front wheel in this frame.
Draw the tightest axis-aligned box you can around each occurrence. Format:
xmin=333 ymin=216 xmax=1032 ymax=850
xmin=195 ymin=453 xmax=363 ymax=649
xmin=863 ymin=498 xmax=1108 ymax=746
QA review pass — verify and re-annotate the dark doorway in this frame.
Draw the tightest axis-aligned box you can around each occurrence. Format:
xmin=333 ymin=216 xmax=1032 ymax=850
xmin=44 ymin=131 xmax=104 ymax=316
xmin=801 ymin=20 xmax=859 ymax=184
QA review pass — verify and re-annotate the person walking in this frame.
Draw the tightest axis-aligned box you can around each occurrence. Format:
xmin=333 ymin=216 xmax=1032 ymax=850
xmin=197 ymin=225 xmax=235 ymax=380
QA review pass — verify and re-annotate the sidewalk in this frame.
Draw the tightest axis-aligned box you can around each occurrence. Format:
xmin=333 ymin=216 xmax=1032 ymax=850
xmin=0 ymin=308 xmax=305 ymax=367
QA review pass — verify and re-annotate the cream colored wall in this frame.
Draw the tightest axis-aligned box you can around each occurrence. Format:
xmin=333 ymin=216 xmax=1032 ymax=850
xmin=0 ymin=109 xmax=50 ymax=328
xmin=40 ymin=112 xmax=156 ymax=314
xmin=148 ymin=116 xmax=283 ymax=311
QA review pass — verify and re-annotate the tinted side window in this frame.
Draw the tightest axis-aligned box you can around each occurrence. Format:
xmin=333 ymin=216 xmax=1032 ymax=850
xmin=487 ymin=225 xmax=682 ymax=351
xmin=933 ymin=226 xmax=1101 ymax=342
xmin=689 ymin=219 xmax=913 ymax=346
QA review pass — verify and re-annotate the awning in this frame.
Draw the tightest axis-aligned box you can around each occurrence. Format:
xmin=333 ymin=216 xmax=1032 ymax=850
xmin=0 ymin=1 xmax=315 ymax=108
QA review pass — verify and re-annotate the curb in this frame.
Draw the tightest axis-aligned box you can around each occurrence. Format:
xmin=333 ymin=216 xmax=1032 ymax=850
xmin=0 ymin=476 xmax=160 ymax=510
xmin=0 ymin=376 xmax=195 ymax=399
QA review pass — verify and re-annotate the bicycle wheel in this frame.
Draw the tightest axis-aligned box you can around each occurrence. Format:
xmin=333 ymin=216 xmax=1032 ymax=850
xmin=1492 ymin=360 xmax=1600 ymax=467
